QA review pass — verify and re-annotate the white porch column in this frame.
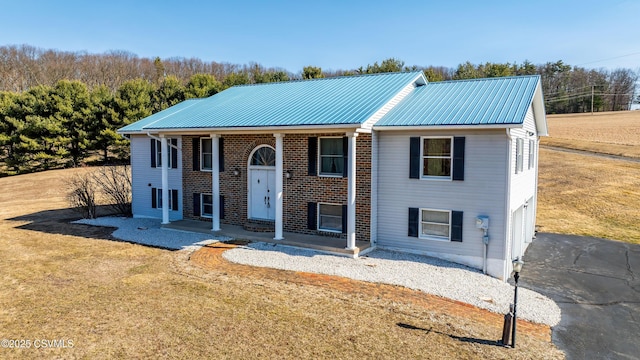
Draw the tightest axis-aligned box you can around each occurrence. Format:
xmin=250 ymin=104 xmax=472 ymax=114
xmin=346 ymin=132 xmax=358 ymax=250
xmin=211 ymin=134 xmax=221 ymax=231
xmin=274 ymin=133 xmax=284 ymax=240
xmin=160 ymin=135 xmax=170 ymax=225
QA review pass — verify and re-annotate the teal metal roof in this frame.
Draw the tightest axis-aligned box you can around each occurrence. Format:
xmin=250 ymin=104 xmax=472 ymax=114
xmin=119 ymin=71 xmax=424 ymax=132
xmin=375 ymin=75 xmax=540 ymax=127
xmin=118 ymin=99 xmax=203 ymax=133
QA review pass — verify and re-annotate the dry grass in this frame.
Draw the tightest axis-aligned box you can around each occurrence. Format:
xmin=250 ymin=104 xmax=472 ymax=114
xmin=542 ymin=111 xmax=640 ymax=158
xmin=537 ymin=111 xmax=640 ymax=243
xmin=0 ymin=168 xmax=563 ymax=359
xmin=537 ymin=149 xmax=640 ymax=243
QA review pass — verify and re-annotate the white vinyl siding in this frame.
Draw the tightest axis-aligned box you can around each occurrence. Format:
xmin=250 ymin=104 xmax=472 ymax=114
xmin=130 ymin=135 xmax=183 ymax=221
xmin=507 ymin=105 xmax=540 ymax=260
xmin=376 ymin=130 xmax=508 ymax=273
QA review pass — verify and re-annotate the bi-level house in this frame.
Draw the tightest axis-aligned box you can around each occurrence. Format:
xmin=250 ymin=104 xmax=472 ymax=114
xmin=118 ymin=71 xmax=547 ymax=280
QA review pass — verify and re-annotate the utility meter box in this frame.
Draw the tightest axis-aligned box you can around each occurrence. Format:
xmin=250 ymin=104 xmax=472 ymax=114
xmin=475 ymin=216 xmax=489 ymax=230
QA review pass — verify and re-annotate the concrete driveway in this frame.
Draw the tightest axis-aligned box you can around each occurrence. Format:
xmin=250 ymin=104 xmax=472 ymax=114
xmin=520 ymin=233 xmax=640 ymax=360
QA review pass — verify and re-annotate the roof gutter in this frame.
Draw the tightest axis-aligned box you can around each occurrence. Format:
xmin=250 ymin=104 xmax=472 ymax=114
xmin=372 ymin=124 xmax=523 ymax=131
xmin=120 ymin=123 xmax=367 ymax=136
xmin=146 ymin=132 xmax=181 ymax=150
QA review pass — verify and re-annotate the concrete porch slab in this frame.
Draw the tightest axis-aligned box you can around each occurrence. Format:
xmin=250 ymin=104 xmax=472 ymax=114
xmin=162 ymin=219 xmax=372 ymax=257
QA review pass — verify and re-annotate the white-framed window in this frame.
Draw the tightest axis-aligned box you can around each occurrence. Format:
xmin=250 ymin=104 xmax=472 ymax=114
xmin=319 ymin=137 xmax=344 ymax=176
xmin=421 ymin=136 xmax=452 ymax=179
xmin=250 ymin=145 xmax=275 ymax=166
xmin=201 ymin=193 xmax=213 ymax=218
xmin=528 ymin=139 xmax=535 ymax=170
xmin=420 ymin=209 xmax=451 ymax=241
xmin=153 ymin=139 xmax=176 ymax=168
xmin=201 ymin=138 xmax=213 ymax=171
xmin=516 ymin=138 xmax=524 ymax=174
xmin=154 ymin=139 xmax=163 ymax=167
xmin=155 ymin=188 xmax=177 ymax=210
xmin=318 ymin=203 xmax=342 ymax=233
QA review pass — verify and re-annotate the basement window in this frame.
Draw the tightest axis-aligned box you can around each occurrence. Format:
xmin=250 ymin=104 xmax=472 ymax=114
xmin=420 ymin=209 xmax=451 ymax=241
xmin=318 ymin=203 xmax=342 ymax=233
xmin=201 ymin=194 xmax=213 ymax=218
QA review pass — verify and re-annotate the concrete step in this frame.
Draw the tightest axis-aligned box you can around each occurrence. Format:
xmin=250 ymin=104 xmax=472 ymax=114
xmin=243 ymin=221 xmax=275 ymax=233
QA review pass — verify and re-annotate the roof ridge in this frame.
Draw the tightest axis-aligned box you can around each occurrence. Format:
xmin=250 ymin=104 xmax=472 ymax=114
xmin=432 ymin=74 xmax=540 ymax=85
xmin=231 ymin=70 xmax=424 ymax=88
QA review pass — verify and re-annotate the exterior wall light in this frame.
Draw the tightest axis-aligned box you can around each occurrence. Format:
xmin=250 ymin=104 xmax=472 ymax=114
xmin=285 ymin=170 xmax=292 ymax=179
xmin=233 ymin=168 xmax=240 ymax=176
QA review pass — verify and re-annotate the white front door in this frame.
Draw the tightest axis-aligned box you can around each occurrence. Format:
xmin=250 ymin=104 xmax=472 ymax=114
xmin=249 ymin=169 xmax=275 ymax=220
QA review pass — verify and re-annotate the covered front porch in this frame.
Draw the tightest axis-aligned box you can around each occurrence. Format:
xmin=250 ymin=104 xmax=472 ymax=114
xmin=163 ymin=219 xmax=373 ymax=258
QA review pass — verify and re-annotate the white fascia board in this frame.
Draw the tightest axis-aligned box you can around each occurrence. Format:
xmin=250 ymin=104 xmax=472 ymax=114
xmin=120 ymin=124 xmax=364 ymax=136
xmin=373 ymin=124 xmax=522 ymax=131
xmin=532 ymin=83 xmax=549 ymax=136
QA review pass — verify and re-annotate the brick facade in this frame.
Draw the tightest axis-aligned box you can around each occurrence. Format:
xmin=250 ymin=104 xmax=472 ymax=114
xmin=182 ymin=133 xmax=372 ymax=242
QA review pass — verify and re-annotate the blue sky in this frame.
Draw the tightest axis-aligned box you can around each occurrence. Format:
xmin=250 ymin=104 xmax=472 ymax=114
xmin=1 ymin=0 xmax=638 ymax=74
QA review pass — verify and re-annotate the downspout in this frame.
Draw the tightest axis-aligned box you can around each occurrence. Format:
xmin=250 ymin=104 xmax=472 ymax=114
xmin=502 ymin=128 xmax=514 ymax=281
xmin=532 ymin=135 xmax=540 ymax=240
xmin=483 ymin=228 xmax=489 ymax=275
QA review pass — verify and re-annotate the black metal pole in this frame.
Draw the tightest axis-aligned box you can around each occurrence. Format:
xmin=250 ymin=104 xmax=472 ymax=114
xmin=511 ymin=272 xmax=519 ymax=348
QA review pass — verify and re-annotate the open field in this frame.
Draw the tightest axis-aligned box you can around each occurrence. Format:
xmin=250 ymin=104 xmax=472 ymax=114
xmin=542 ymin=111 xmax=640 ymax=158
xmin=0 ymin=168 xmax=561 ymax=359
xmin=537 ymin=110 xmax=640 ymax=243
xmin=537 ymin=149 xmax=640 ymax=243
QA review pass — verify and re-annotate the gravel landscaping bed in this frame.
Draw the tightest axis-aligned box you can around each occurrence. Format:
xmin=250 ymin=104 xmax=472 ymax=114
xmin=76 ymin=216 xmax=561 ymax=326
xmin=73 ymin=216 xmax=230 ymax=250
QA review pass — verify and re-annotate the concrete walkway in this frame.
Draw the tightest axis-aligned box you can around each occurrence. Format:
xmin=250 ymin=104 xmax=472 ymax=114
xmin=521 ymin=233 xmax=640 ymax=360
xmin=163 ymin=219 xmax=372 ymax=257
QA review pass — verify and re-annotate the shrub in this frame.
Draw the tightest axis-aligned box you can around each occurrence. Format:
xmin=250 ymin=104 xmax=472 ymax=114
xmin=92 ymin=165 xmax=132 ymax=216
xmin=67 ymin=172 xmax=97 ymax=219
xmin=66 ymin=165 xmax=132 ymax=218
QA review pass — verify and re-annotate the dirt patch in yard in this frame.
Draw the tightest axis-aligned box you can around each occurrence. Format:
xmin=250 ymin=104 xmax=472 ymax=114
xmin=189 ymin=242 xmax=552 ymax=342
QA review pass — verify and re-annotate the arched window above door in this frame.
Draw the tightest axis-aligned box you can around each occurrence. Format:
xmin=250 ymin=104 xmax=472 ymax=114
xmin=250 ymin=146 xmax=275 ymax=166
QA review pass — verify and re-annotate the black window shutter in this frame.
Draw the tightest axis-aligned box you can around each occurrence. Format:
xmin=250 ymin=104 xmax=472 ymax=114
xmin=192 ymin=138 xmax=200 ymax=171
xmin=408 ymin=207 xmax=419 ymax=237
xmin=409 ymin=137 xmax=420 ymax=179
xmin=451 ymin=211 xmax=463 ymax=242
xmin=219 ymin=195 xmax=225 ymax=219
xmin=193 ymin=193 xmax=201 ymax=216
xmin=171 ymin=189 xmax=178 ymax=211
xmin=307 ymin=202 xmax=317 ymax=230
xmin=453 ymin=137 xmax=465 ymax=181
xmin=170 ymin=139 xmax=178 ymax=169
xmin=341 ymin=204 xmax=347 ymax=234
xmin=151 ymin=187 xmax=157 ymax=208
xmin=342 ymin=136 xmax=349 ymax=178
xmin=308 ymin=137 xmax=317 ymax=176
xmin=150 ymin=139 xmax=157 ymax=168
xmin=219 ymin=137 xmax=224 ymax=172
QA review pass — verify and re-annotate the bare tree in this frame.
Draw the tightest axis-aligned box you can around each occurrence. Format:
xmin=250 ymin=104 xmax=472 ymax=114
xmin=92 ymin=165 xmax=132 ymax=216
xmin=67 ymin=171 xmax=97 ymax=219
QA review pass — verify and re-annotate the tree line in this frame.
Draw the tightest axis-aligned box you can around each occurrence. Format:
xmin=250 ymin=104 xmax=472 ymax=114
xmin=0 ymin=45 xmax=637 ymax=175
